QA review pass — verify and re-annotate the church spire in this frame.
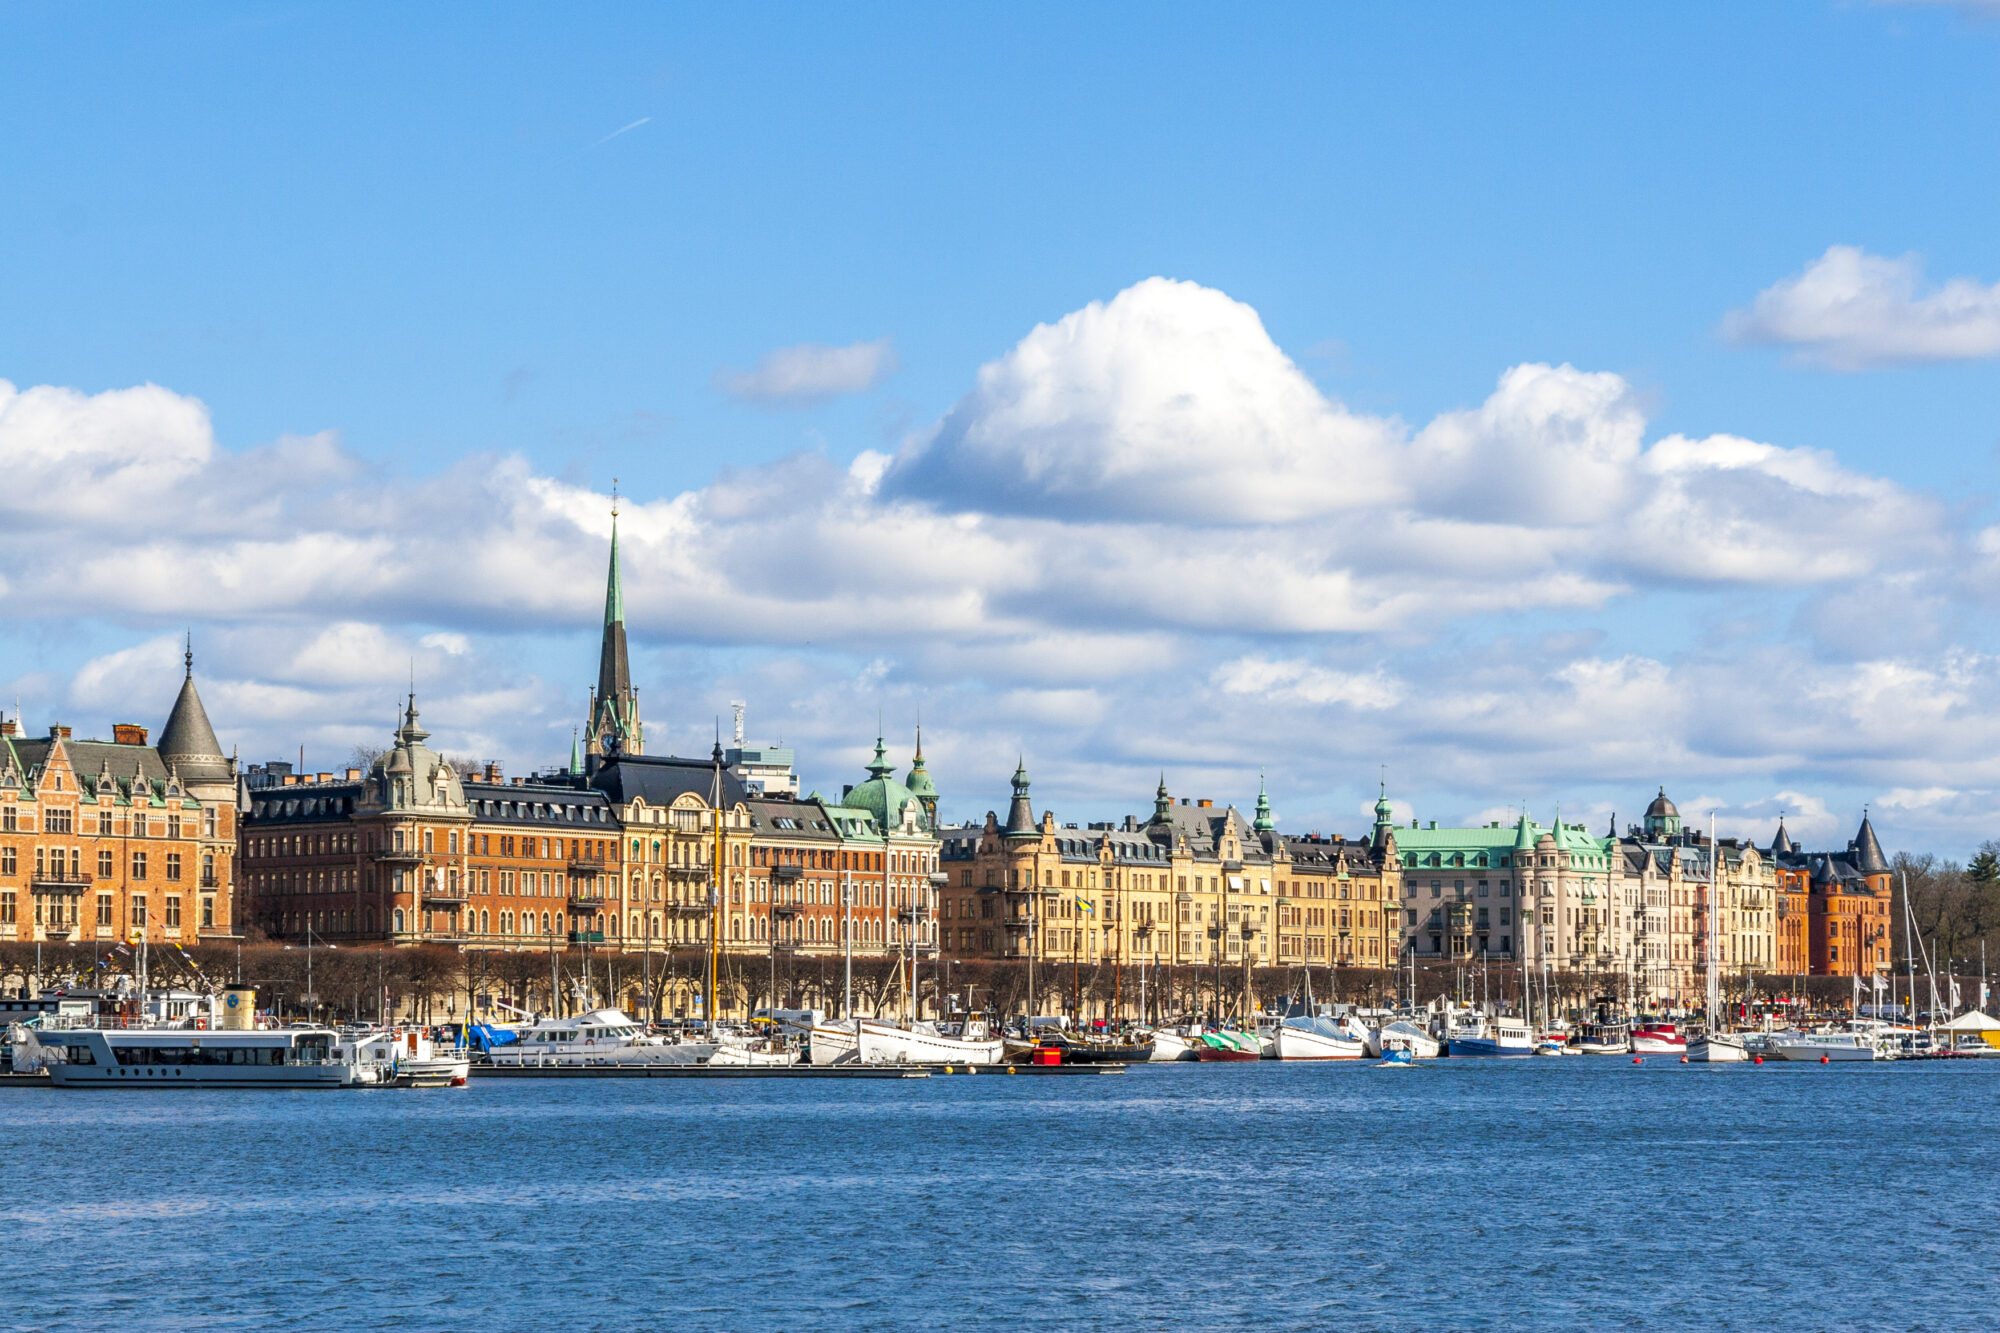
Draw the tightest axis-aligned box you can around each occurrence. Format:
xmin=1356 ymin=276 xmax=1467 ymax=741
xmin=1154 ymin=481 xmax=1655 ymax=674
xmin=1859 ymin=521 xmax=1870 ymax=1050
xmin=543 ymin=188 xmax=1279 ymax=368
xmin=586 ymin=480 xmax=641 ymax=759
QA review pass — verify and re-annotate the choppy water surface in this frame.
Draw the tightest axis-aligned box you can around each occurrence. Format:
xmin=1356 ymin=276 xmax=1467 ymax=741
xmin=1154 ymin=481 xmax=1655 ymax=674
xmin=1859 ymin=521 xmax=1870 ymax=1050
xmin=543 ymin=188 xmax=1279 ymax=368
xmin=8 ymin=1059 xmax=1995 ymax=1331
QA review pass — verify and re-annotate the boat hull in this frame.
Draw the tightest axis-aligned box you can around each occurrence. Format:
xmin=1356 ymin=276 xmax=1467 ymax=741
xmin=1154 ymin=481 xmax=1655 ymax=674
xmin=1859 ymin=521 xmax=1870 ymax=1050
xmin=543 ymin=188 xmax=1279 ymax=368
xmin=1687 ymin=1034 xmax=1748 ymax=1063
xmin=1194 ymin=1045 xmax=1260 ymax=1062
xmin=1377 ymin=1022 xmax=1440 ymax=1060
xmin=1448 ymin=1037 xmax=1533 ymax=1057
xmin=858 ymin=1022 xmax=1004 ymax=1066
xmin=1272 ymin=1022 xmax=1365 ymax=1060
xmin=1147 ymin=1030 xmax=1199 ymax=1062
xmin=1769 ymin=1039 xmax=1876 ymax=1062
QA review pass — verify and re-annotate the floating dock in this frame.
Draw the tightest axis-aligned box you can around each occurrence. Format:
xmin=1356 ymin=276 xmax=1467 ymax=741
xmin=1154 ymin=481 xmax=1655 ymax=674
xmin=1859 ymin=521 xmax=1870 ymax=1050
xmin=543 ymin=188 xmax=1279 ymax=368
xmin=470 ymin=1061 xmax=1130 ymax=1079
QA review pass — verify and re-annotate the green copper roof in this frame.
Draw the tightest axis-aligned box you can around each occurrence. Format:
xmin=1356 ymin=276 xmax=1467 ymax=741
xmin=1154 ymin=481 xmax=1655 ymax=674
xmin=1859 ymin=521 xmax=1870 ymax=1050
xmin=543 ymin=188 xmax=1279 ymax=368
xmin=604 ymin=515 xmax=625 ymax=627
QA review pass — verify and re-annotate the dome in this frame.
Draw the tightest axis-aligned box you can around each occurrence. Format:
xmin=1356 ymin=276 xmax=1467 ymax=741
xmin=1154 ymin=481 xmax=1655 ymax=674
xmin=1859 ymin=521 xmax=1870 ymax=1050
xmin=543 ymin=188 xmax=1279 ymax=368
xmin=1645 ymin=788 xmax=1678 ymax=820
xmin=843 ymin=736 xmax=923 ymax=832
xmin=366 ymin=694 xmax=465 ymax=813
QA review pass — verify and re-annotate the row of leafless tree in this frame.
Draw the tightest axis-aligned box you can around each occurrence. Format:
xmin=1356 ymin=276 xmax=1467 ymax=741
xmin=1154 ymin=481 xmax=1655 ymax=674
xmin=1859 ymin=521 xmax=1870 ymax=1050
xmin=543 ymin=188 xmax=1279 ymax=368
xmin=1893 ymin=849 xmax=2000 ymax=980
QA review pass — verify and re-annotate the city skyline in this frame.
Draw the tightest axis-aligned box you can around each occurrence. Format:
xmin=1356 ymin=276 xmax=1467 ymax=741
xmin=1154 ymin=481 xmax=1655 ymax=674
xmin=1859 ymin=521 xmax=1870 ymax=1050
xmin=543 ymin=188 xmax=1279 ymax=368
xmin=5 ymin=7 xmax=2000 ymax=854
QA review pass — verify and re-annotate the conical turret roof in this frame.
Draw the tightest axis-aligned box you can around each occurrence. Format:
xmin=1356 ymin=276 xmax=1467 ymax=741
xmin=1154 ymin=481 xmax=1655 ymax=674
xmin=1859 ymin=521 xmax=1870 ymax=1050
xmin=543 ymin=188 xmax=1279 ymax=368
xmin=1771 ymin=819 xmax=1796 ymax=858
xmin=158 ymin=643 xmax=230 ymax=785
xmin=1853 ymin=812 xmax=1889 ymax=875
xmin=1003 ymin=757 xmax=1037 ymax=839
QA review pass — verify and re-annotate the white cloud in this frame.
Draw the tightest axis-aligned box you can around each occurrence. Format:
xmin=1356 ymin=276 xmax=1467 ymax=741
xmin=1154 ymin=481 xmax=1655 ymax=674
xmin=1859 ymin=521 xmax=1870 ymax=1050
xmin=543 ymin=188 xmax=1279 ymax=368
xmin=1724 ymin=245 xmax=2000 ymax=369
xmin=6 ymin=277 xmax=1995 ymax=853
xmin=716 ymin=338 xmax=897 ymax=404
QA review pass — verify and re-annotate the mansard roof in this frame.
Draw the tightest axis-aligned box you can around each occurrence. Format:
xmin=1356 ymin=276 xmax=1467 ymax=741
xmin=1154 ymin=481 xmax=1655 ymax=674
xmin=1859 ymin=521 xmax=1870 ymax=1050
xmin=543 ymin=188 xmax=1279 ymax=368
xmin=590 ymin=753 xmax=745 ymax=809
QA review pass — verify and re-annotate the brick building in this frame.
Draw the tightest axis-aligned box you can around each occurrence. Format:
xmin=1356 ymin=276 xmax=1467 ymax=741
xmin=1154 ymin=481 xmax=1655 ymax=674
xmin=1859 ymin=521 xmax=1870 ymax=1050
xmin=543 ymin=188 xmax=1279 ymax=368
xmin=0 ymin=648 xmax=238 ymax=949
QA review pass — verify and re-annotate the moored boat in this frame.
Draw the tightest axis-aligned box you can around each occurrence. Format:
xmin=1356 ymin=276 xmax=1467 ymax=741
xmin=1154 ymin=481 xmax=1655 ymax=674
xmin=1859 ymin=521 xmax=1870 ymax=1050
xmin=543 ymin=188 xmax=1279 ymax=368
xmin=1577 ymin=1021 xmax=1631 ymax=1056
xmin=1631 ymin=1022 xmax=1688 ymax=1055
xmin=1377 ymin=1020 xmax=1440 ymax=1060
xmin=1686 ymin=1030 xmax=1748 ymax=1063
xmin=37 ymin=1026 xmax=377 ymax=1088
xmin=489 ymin=1008 xmax=716 ymax=1068
xmin=1194 ymin=1030 xmax=1261 ymax=1062
xmin=1766 ymin=1031 xmax=1877 ymax=1062
xmin=1446 ymin=1011 xmax=1532 ymax=1057
xmin=1271 ymin=1014 xmax=1366 ymax=1060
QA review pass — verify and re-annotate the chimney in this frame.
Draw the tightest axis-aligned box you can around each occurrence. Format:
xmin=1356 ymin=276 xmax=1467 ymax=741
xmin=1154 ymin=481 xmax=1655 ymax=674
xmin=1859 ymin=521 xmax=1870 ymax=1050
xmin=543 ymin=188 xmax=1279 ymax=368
xmin=1197 ymin=799 xmax=1213 ymax=809
xmin=282 ymin=774 xmax=299 ymax=786
xmin=49 ymin=725 xmax=72 ymax=740
xmin=345 ymin=768 xmax=361 ymax=781
xmin=317 ymin=773 xmax=331 ymax=783
xmin=112 ymin=723 xmax=148 ymax=746
xmin=484 ymin=763 xmax=501 ymax=782
xmin=0 ymin=717 xmax=14 ymax=737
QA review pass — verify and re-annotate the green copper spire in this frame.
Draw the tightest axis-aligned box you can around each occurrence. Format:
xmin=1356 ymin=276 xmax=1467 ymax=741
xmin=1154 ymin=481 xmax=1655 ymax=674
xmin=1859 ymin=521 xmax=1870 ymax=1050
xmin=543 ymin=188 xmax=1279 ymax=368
xmin=604 ymin=509 xmax=625 ymax=628
xmin=1253 ymin=772 xmax=1274 ymax=832
xmin=867 ymin=734 xmax=895 ymax=780
xmin=569 ymin=728 xmax=582 ymax=776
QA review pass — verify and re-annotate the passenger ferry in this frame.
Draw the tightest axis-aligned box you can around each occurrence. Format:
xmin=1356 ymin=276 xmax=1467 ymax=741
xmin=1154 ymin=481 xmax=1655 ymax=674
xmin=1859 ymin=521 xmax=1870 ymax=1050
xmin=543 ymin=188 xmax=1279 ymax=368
xmin=1445 ymin=1010 xmax=1533 ymax=1057
xmin=36 ymin=1027 xmax=376 ymax=1088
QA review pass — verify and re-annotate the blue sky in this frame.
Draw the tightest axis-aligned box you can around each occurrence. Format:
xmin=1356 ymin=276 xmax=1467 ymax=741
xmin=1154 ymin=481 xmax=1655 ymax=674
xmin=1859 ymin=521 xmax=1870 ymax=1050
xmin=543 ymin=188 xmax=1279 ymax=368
xmin=4 ymin=5 xmax=1999 ymax=855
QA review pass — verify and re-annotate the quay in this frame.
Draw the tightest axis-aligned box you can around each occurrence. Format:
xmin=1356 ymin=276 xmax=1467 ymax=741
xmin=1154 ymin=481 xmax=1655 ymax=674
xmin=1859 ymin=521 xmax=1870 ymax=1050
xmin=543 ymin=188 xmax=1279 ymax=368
xmin=468 ymin=1062 xmax=1129 ymax=1080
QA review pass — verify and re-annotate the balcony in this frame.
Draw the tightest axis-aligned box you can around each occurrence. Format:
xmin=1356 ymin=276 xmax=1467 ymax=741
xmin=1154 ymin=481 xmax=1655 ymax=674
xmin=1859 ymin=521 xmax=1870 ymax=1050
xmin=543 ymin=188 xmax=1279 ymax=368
xmin=567 ymin=930 xmax=606 ymax=945
xmin=567 ymin=859 xmax=608 ymax=880
xmin=30 ymin=869 xmax=89 ymax=893
xmin=771 ymin=865 xmax=804 ymax=883
xmin=199 ymin=874 xmax=222 ymax=889
xmin=422 ymin=889 xmax=468 ymax=907
xmin=567 ymin=891 xmax=606 ymax=911
xmin=373 ymin=847 xmax=424 ymax=866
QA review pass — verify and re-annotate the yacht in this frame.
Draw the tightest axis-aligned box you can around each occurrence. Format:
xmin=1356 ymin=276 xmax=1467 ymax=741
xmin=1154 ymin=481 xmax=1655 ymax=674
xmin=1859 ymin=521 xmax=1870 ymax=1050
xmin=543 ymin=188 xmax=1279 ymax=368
xmin=1765 ymin=1030 xmax=1878 ymax=1062
xmin=488 ymin=1008 xmax=717 ymax=1067
xmin=1144 ymin=1027 xmax=1200 ymax=1062
xmin=36 ymin=1026 xmax=379 ymax=1088
xmin=1194 ymin=1029 xmax=1262 ymax=1061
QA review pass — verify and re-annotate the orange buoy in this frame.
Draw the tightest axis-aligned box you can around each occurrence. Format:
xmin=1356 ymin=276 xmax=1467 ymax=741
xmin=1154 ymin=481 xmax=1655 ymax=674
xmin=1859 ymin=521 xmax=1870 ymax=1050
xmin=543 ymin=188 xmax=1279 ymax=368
xmin=1679 ymin=1055 xmax=1688 ymax=1063
xmin=1632 ymin=1056 xmax=1642 ymax=1064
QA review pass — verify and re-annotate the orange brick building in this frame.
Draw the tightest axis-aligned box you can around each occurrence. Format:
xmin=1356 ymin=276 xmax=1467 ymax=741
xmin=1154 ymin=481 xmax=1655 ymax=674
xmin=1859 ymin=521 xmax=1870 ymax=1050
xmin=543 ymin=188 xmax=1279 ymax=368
xmin=0 ymin=650 xmax=238 ymax=950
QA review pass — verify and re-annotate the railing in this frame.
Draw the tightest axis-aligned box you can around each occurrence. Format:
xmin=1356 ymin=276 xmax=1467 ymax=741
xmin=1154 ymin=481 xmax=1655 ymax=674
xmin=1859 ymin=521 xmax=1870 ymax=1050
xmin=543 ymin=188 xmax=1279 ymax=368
xmin=372 ymin=848 xmax=424 ymax=865
xmin=30 ymin=869 xmax=91 ymax=890
xmin=566 ymin=894 xmax=606 ymax=911
xmin=771 ymin=865 xmax=804 ymax=882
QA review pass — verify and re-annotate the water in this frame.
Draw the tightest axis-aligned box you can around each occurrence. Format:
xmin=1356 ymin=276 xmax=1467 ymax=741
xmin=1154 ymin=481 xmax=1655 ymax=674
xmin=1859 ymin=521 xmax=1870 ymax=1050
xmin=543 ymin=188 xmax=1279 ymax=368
xmin=8 ymin=1059 xmax=1996 ymax=1332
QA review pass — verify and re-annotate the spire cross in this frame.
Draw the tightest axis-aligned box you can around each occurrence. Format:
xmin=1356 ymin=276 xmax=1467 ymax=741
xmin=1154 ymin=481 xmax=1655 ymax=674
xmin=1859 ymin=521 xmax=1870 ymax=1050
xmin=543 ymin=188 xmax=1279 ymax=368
xmin=611 ymin=476 xmax=620 ymax=520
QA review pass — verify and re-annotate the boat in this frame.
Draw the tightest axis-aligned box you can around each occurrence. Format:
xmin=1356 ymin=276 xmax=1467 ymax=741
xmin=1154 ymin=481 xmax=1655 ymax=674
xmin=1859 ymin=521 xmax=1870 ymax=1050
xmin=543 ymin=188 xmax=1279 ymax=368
xmin=809 ymin=1021 xmax=863 ymax=1066
xmin=1034 ymin=1031 xmax=1152 ymax=1063
xmin=1631 ymin=1022 xmax=1688 ymax=1055
xmin=1687 ymin=1030 xmax=1748 ymax=1063
xmin=488 ymin=1008 xmax=716 ymax=1067
xmin=707 ymin=1038 xmax=799 ymax=1067
xmin=350 ymin=1028 xmax=471 ymax=1086
xmin=1145 ymin=1027 xmax=1200 ymax=1062
xmin=1765 ymin=1030 xmax=1878 ymax=1062
xmin=1377 ymin=1020 xmax=1441 ymax=1061
xmin=1445 ymin=1010 xmax=1532 ymax=1057
xmin=1576 ymin=1021 xmax=1631 ymax=1056
xmin=852 ymin=1018 xmax=1004 ymax=1066
xmin=1377 ymin=1047 xmax=1415 ymax=1066
xmin=1271 ymin=1013 xmax=1366 ymax=1060
xmin=36 ymin=1026 xmax=380 ymax=1088
xmin=1194 ymin=1030 xmax=1261 ymax=1062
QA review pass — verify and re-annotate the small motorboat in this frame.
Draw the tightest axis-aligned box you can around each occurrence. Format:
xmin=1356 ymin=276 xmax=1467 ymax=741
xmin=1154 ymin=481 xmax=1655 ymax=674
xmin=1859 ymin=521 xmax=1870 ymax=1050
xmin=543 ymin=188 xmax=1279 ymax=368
xmin=1377 ymin=1047 xmax=1415 ymax=1067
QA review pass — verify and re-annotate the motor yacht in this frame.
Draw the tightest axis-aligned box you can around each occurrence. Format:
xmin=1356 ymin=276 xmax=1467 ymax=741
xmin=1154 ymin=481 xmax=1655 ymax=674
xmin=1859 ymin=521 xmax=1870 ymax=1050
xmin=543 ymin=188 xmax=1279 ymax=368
xmin=1377 ymin=1020 xmax=1441 ymax=1060
xmin=348 ymin=1028 xmax=470 ymax=1086
xmin=1686 ymin=1030 xmax=1749 ymax=1063
xmin=1631 ymin=1022 xmax=1688 ymax=1056
xmin=1446 ymin=1010 xmax=1532 ymax=1057
xmin=488 ymin=1008 xmax=716 ymax=1068
xmin=1765 ymin=1030 xmax=1878 ymax=1062
xmin=35 ymin=1026 xmax=379 ymax=1088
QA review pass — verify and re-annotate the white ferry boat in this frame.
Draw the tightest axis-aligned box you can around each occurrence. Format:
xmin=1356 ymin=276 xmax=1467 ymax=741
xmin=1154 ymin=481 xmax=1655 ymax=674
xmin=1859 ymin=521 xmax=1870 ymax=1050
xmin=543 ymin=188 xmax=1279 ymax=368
xmin=37 ymin=1027 xmax=376 ymax=1088
xmin=487 ymin=1008 xmax=716 ymax=1067
xmin=1446 ymin=1010 xmax=1533 ymax=1057
xmin=350 ymin=1029 xmax=471 ymax=1086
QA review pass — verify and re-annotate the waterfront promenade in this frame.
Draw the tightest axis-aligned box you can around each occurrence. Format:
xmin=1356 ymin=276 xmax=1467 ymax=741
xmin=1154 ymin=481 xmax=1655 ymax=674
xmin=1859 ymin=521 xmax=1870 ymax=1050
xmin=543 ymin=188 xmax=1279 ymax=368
xmin=6 ymin=1059 xmax=1994 ymax=1332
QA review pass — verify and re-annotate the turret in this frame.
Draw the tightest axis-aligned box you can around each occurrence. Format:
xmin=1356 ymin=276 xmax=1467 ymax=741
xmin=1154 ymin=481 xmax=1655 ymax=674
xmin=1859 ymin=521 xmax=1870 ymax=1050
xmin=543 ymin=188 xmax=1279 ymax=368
xmin=1002 ymin=758 xmax=1037 ymax=841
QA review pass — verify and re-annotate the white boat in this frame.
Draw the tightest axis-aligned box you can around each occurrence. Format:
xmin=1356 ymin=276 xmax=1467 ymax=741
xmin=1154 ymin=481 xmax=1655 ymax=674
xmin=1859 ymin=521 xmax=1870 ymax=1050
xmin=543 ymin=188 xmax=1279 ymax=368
xmin=706 ymin=1038 xmax=798 ymax=1067
xmin=1271 ymin=1014 xmax=1366 ymax=1060
xmin=856 ymin=1018 xmax=1004 ymax=1066
xmin=350 ymin=1028 xmax=470 ymax=1086
xmin=1686 ymin=1031 xmax=1749 ymax=1063
xmin=1765 ymin=1031 xmax=1878 ymax=1062
xmin=1377 ymin=1020 xmax=1440 ymax=1060
xmin=488 ymin=1008 xmax=716 ymax=1067
xmin=36 ymin=1026 xmax=379 ymax=1088
xmin=808 ymin=1021 xmax=862 ymax=1066
xmin=1145 ymin=1027 xmax=1200 ymax=1062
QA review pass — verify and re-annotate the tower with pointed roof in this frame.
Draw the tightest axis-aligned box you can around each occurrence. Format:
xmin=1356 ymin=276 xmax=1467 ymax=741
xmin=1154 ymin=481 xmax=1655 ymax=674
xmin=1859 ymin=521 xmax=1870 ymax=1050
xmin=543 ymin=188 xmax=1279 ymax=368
xmin=1252 ymin=774 xmax=1274 ymax=833
xmin=584 ymin=491 xmax=643 ymax=761
xmin=158 ymin=638 xmax=237 ymax=803
xmin=904 ymin=729 xmax=939 ymax=831
xmin=1002 ymin=758 xmax=1038 ymax=841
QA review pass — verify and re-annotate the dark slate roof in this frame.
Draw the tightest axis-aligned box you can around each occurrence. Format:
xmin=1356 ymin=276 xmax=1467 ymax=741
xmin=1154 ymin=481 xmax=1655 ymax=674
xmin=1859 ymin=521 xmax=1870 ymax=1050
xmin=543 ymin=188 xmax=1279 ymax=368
xmin=7 ymin=737 xmax=186 ymax=805
xmin=938 ymin=825 xmax=982 ymax=860
xmin=465 ymin=782 xmax=613 ymax=828
xmin=1771 ymin=821 xmax=1796 ymax=857
xmin=746 ymin=797 xmax=843 ymax=841
xmin=1852 ymin=816 xmax=1889 ymax=875
xmin=589 ymin=754 xmax=745 ymax=808
xmin=247 ymin=782 xmax=364 ymax=823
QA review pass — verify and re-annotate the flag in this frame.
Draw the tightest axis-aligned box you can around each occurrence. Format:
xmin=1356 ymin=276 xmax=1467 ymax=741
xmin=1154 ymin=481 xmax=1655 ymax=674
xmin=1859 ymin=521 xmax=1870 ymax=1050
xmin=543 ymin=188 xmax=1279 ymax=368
xmin=1076 ymin=898 xmax=1094 ymax=913
xmin=1949 ymin=978 xmax=1963 ymax=1008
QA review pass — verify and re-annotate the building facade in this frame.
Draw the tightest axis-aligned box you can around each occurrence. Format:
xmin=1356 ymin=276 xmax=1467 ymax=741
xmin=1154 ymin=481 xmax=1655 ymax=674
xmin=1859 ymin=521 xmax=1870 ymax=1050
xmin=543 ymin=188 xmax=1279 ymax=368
xmin=0 ymin=649 xmax=238 ymax=949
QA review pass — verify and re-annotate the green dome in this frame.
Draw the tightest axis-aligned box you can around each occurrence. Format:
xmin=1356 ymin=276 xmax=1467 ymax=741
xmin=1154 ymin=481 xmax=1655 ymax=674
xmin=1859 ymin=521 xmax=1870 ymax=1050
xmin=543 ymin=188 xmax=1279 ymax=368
xmin=844 ymin=735 xmax=924 ymax=831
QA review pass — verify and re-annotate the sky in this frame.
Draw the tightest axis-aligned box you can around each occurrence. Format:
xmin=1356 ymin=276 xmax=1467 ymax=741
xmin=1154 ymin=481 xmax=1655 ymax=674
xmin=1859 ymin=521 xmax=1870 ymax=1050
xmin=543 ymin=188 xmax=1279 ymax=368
xmin=4 ymin=5 xmax=1999 ymax=856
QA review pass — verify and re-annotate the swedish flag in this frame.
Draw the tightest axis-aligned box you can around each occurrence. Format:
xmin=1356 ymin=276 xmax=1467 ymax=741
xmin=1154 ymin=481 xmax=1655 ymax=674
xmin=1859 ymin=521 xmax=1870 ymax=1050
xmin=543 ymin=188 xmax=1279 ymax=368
xmin=1076 ymin=898 xmax=1094 ymax=913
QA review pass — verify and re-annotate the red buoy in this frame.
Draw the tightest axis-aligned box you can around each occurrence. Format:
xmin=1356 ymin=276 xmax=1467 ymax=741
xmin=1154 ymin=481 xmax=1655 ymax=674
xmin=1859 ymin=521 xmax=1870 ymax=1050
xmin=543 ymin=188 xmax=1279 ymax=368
xmin=1679 ymin=1056 xmax=1689 ymax=1063
xmin=1753 ymin=1056 xmax=1763 ymax=1064
xmin=1632 ymin=1056 xmax=1643 ymax=1064
xmin=1820 ymin=1054 xmax=1829 ymax=1064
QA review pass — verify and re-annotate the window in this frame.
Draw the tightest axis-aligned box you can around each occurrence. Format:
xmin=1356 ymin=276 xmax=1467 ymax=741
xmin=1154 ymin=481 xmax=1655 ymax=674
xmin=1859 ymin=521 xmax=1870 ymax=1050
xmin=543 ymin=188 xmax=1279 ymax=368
xmin=0 ymin=892 xmax=11 ymax=924
xmin=92 ymin=849 xmax=111 ymax=880
xmin=131 ymin=895 xmax=148 ymax=926
xmin=97 ymin=893 xmax=112 ymax=926
xmin=166 ymin=852 xmax=182 ymax=882
xmin=0 ymin=805 xmax=12 ymax=832
xmin=131 ymin=851 xmax=148 ymax=880
xmin=0 ymin=847 xmax=12 ymax=877
xmin=394 ymin=908 xmax=405 ymax=932
xmin=48 ymin=808 xmax=73 ymax=835
xmin=201 ymin=896 xmax=214 ymax=929
xmin=165 ymin=896 xmax=182 ymax=928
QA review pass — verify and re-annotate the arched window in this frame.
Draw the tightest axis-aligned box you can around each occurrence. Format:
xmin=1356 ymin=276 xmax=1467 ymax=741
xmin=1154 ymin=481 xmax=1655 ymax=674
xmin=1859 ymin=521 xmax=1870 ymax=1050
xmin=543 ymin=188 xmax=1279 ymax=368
xmin=479 ymin=909 xmax=489 ymax=933
xmin=393 ymin=908 xmax=404 ymax=933
xmin=630 ymin=914 xmax=640 ymax=937
xmin=540 ymin=912 xmax=551 ymax=934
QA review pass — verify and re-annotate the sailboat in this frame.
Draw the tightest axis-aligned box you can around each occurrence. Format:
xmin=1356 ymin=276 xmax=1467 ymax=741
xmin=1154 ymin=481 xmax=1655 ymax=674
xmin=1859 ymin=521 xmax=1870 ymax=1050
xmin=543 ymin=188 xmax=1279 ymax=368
xmin=1688 ymin=812 xmax=1748 ymax=1063
xmin=1270 ymin=980 xmax=1366 ymax=1060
